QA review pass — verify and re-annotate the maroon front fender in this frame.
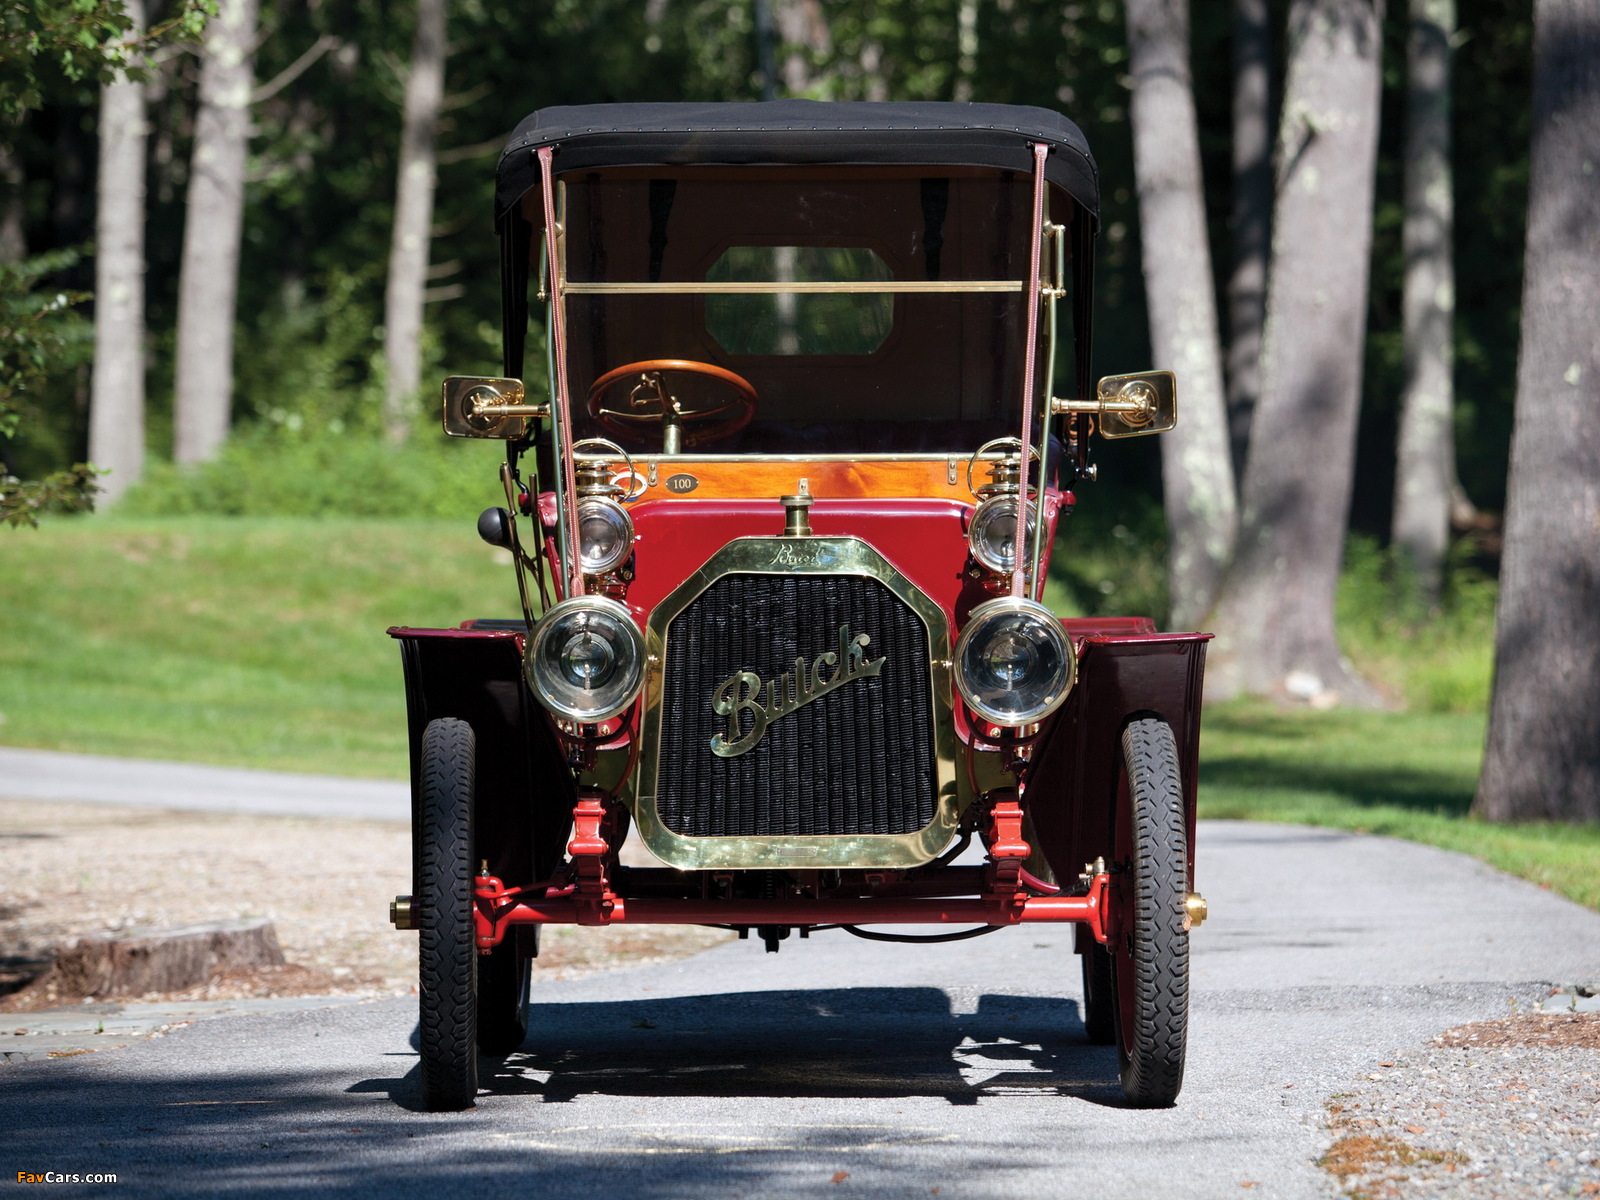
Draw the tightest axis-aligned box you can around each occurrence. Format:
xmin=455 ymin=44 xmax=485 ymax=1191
xmin=389 ymin=624 xmax=577 ymax=898
xmin=1025 ymin=629 xmax=1211 ymax=890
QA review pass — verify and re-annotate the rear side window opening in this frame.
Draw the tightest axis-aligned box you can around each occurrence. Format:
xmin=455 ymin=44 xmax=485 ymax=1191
xmin=704 ymin=245 xmax=894 ymax=357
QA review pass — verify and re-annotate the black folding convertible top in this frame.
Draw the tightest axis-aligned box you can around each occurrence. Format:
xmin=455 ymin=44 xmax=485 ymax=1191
xmin=496 ymin=100 xmax=1099 ymax=224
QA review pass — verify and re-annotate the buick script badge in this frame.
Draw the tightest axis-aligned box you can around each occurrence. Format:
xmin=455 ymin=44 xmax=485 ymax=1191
xmin=709 ymin=624 xmax=886 ymax=757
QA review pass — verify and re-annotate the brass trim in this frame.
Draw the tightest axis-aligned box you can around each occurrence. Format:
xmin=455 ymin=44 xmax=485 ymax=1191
xmin=1050 ymin=370 xmax=1178 ymax=439
xmin=1184 ymin=892 xmax=1208 ymax=929
xmin=442 ymin=376 xmax=546 ymax=439
xmin=952 ymin=595 xmax=1078 ymax=727
xmin=631 ymin=536 xmax=962 ymax=870
xmin=575 ymin=451 xmax=1022 ymax=466
xmin=709 ymin=622 xmax=884 ymax=758
xmin=389 ymin=895 xmax=417 ymax=930
xmin=780 ymin=481 xmax=814 ymax=537
xmin=564 ymin=280 xmax=1025 ymax=295
xmin=526 ymin=595 xmax=647 ymax=723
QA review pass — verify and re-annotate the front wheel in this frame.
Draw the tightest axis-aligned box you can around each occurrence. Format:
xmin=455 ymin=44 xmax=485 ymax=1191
xmin=1081 ymin=940 xmax=1117 ymax=1045
xmin=1111 ymin=716 xmax=1190 ymax=1107
xmin=476 ymin=945 xmax=530 ymax=1056
xmin=417 ymin=717 xmax=479 ymax=1111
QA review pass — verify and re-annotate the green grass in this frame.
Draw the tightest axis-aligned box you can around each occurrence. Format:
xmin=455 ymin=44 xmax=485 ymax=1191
xmin=0 ymin=517 xmax=520 ymax=776
xmin=3 ymin=511 xmax=1595 ymax=912
xmin=1198 ymin=701 xmax=1600 ymax=911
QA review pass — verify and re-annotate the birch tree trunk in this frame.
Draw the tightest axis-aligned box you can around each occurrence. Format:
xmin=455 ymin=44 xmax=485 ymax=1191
xmin=754 ymin=0 xmax=778 ymax=101
xmin=955 ymin=0 xmax=979 ymax=102
xmin=1472 ymin=0 xmax=1600 ymax=822
xmin=774 ymin=0 xmax=832 ymax=96
xmin=382 ymin=0 xmax=446 ymax=444
xmin=0 ymin=143 xmax=25 ymax=262
xmin=172 ymin=0 xmax=257 ymax=465
xmin=1390 ymin=0 xmax=1456 ymax=603
xmin=88 ymin=0 xmax=148 ymax=504
xmin=1125 ymin=0 xmax=1237 ymax=630
xmin=1207 ymin=0 xmax=1386 ymax=705
xmin=1226 ymin=0 xmax=1273 ymax=473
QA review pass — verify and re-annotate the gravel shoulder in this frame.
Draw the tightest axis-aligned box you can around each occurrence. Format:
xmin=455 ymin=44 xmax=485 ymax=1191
xmin=0 ymin=797 xmax=728 ymax=1010
xmin=5 ymin=784 xmax=1600 ymax=1199
xmin=1318 ymin=1011 xmax=1600 ymax=1199
xmin=0 ymin=819 xmax=1593 ymax=1200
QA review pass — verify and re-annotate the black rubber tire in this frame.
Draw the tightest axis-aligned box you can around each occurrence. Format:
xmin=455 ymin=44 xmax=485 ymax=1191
xmin=417 ymin=717 xmax=479 ymax=1111
xmin=1112 ymin=716 xmax=1190 ymax=1107
xmin=476 ymin=946 xmax=530 ymax=1056
xmin=1081 ymin=940 xmax=1117 ymax=1045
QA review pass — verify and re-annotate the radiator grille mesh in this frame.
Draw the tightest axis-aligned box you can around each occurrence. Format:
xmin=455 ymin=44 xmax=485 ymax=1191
xmin=655 ymin=572 xmax=938 ymax=838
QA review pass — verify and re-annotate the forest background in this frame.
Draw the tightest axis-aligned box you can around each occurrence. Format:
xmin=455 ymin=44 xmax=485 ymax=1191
xmin=2 ymin=0 xmax=1532 ymax=530
xmin=2 ymin=0 xmax=1596 ymax=903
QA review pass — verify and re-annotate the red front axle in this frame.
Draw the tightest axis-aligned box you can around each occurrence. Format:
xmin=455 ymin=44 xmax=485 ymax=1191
xmin=472 ymin=882 xmax=1115 ymax=947
xmin=469 ymin=790 xmax=1119 ymax=952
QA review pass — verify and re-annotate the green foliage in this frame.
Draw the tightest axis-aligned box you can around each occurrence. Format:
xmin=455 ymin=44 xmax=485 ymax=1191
xmin=0 ymin=0 xmax=211 ymax=522
xmin=1334 ymin=535 xmax=1498 ymax=713
xmin=8 ymin=0 xmax=1533 ymax=552
xmin=1352 ymin=0 xmax=1533 ymax=531
xmin=118 ymin=259 xmax=518 ymax=519
xmin=0 ymin=0 xmax=214 ymax=122
xmin=1200 ymin=701 xmax=1600 ymax=911
xmin=3 ymin=515 xmax=1590 ymax=910
xmin=0 ymin=248 xmax=88 ymax=426
xmin=1045 ymin=510 xmax=1495 ymax=715
xmin=0 ymin=249 xmax=99 ymax=525
xmin=0 ymin=517 xmax=516 ymax=775
xmin=232 ymin=266 xmax=390 ymax=435
xmin=1043 ymin=481 xmax=1171 ymax=623
xmin=119 ymin=423 xmax=505 ymax=519
xmin=1 ymin=461 xmax=100 ymax=526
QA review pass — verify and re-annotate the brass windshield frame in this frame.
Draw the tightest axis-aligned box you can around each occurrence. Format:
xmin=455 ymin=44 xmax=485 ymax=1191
xmin=565 ymin=280 xmax=1025 ymax=294
xmin=629 ymin=535 xmax=963 ymax=870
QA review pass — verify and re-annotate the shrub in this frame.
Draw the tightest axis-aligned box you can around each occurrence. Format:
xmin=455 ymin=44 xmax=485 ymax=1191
xmin=119 ymin=424 xmax=505 ymax=520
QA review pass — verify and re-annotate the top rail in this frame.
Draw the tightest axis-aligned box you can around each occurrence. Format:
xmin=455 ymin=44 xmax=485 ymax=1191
xmin=562 ymin=280 xmax=1026 ymax=295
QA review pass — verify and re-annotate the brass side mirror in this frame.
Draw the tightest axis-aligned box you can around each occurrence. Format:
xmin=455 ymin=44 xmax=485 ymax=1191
xmin=1050 ymin=370 xmax=1177 ymax=439
xmin=441 ymin=376 xmax=549 ymax=439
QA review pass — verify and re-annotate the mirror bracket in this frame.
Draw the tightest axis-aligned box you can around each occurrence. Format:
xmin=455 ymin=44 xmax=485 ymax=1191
xmin=441 ymin=376 xmax=550 ymax=439
xmin=1050 ymin=370 xmax=1177 ymax=439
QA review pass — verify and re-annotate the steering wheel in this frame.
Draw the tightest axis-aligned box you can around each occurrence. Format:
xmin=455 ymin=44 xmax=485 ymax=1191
xmin=586 ymin=359 xmax=759 ymax=452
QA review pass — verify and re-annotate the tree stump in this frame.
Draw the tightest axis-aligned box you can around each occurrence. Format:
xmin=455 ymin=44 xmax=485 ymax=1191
xmin=42 ymin=919 xmax=286 ymax=999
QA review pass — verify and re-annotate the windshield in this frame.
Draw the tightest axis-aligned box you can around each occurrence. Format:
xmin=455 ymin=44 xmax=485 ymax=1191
xmin=546 ymin=168 xmax=1070 ymax=456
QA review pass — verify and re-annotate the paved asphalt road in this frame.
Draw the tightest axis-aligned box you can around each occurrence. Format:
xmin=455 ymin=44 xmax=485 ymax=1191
xmin=0 ymin=747 xmax=408 ymax=821
xmin=4 ymin=763 xmax=1599 ymax=1200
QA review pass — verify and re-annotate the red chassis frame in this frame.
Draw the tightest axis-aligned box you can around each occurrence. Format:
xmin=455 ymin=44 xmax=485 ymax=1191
xmin=467 ymin=791 xmax=1119 ymax=948
xmin=389 ymin=620 xmax=1210 ymax=956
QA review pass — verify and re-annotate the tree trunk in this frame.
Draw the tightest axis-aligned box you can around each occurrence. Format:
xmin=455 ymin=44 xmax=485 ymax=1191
xmin=172 ymin=0 xmax=257 ymax=466
xmin=88 ymin=0 xmax=148 ymax=505
xmin=25 ymin=919 xmax=285 ymax=1003
xmin=0 ymin=142 xmax=25 ymax=263
xmin=1390 ymin=0 xmax=1457 ymax=603
xmin=754 ymin=0 xmax=778 ymax=101
xmin=1472 ymin=0 xmax=1600 ymax=823
xmin=1125 ymin=0 xmax=1238 ymax=630
xmin=774 ymin=0 xmax=831 ymax=96
xmin=954 ymin=0 xmax=979 ymax=102
xmin=1207 ymin=0 xmax=1386 ymax=705
xmin=382 ymin=0 xmax=446 ymax=444
xmin=1226 ymin=0 xmax=1273 ymax=474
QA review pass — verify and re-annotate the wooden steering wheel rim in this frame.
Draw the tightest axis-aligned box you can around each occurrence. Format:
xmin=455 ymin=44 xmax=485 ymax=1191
xmin=585 ymin=359 xmax=759 ymax=448
xmin=587 ymin=359 xmax=760 ymax=405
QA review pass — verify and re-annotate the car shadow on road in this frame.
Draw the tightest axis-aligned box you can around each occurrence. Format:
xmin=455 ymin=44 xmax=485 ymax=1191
xmin=360 ymin=987 xmax=1125 ymax=1110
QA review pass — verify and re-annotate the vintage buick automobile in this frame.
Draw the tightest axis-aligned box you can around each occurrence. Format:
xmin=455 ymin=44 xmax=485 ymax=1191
xmin=388 ymin=100 xmax=1209 ymax=1112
